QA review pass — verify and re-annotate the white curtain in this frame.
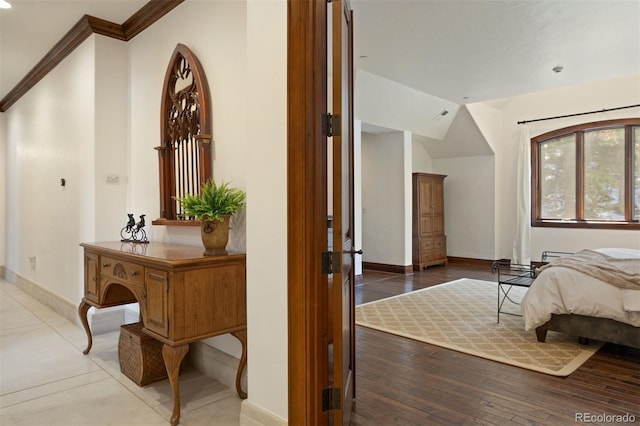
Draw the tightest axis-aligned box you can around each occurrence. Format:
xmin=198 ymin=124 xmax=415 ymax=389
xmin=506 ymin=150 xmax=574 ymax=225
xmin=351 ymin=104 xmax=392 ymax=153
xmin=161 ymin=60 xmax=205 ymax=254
xmin=512 ymin=125 xmax=531 ymax=265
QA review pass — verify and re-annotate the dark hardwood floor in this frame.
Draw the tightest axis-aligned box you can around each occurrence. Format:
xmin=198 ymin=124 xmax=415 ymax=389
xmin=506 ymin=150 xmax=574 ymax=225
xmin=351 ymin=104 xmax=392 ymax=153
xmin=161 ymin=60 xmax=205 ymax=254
xmin=351 ymin=264 xmax=640 ymax=426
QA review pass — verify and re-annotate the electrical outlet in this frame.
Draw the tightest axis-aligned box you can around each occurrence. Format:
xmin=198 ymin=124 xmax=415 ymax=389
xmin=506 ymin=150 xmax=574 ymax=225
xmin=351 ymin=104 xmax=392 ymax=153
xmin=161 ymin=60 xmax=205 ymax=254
xmin=106 ymin=175 xmax=120 ymax=184
xmin=28 ymin=256 xmax=36 ymax=271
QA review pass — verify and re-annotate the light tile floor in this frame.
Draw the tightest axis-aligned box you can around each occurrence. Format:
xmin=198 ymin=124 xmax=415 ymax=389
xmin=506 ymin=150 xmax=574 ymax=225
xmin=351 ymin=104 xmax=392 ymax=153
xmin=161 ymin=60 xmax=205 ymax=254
xmin=0 ymin=278 xmax=242 ymax=426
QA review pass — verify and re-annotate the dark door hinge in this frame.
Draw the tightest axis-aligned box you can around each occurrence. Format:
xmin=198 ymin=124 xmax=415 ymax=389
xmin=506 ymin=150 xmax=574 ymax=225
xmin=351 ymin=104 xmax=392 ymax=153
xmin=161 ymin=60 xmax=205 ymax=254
xmin=322 ymin=251 xmax=341 ymax=274
xmin=322 ymin=386 xmax=341 ymax=411
xmin=322 ymin=113 xmax=341 ymax=137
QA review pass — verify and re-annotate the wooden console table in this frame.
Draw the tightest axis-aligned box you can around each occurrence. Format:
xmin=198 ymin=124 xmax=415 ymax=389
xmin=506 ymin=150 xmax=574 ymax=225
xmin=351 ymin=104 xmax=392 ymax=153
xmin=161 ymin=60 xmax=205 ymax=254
xmin=78 ymin=241 xmax=247 ymax=426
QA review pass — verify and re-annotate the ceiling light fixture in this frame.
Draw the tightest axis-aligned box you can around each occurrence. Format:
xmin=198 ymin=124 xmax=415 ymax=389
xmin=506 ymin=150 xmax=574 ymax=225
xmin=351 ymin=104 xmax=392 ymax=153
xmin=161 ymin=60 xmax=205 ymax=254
xmin=552 ymin=65 xmax=564 ymax=73
xmin=0 ymin=0 xmax=11 ymax=9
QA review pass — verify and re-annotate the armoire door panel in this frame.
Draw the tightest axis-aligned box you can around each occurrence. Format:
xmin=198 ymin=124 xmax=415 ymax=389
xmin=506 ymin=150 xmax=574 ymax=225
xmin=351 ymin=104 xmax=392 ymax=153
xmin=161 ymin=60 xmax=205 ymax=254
xmin=412 ymin=173 xmax=448 ymax=270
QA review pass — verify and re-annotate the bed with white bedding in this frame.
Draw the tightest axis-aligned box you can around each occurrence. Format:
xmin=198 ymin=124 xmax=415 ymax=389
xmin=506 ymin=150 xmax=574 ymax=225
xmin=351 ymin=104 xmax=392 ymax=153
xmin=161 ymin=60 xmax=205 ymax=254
xmin=521 ymin=248 xmax=640 ymax=348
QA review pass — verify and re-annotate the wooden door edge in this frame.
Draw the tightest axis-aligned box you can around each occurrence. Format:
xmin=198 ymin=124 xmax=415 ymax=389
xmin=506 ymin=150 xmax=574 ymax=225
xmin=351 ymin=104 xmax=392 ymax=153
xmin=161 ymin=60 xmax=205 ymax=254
xmin=287 ymin=1 xmax=329 ymax=424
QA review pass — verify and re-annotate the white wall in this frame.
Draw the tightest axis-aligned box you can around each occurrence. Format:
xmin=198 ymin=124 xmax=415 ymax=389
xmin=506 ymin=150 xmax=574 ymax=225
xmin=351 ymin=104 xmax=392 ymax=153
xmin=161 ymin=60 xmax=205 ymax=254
xmin=361 ymin=131 xmax=411 ymax=267
xmin=358 ymin=73 xmax=639 ymax=263
xmin=4 ymin=0 xmax=289 ymax=421
xmin=94 ymin=37 xmax=128 ymax=241
xmin=356 ymin=69 xmax=458 ymax=140
xmin=474 ymin=74 xmax=640 ymax=260
xmin=361 ymin=119 xmax=497 ymax=263
xmin=245 ymin=0 xmax=288 ymax=419
xmin=127 ymin=0 xmax=249 ymax=252
xmin=1 ymin=112 xmax=5 ymax=267
xmin=530 ymin=228 xmax=640 ymax=260
xmin=441 ymin=74 xmax=640 ymax=261
xmin=4 ymin=39 xmax=96 ymax=304
xmin=412 ymin=138 xmax=432 ymax=172
xmin=357 ymin=70 xmax=498 ymax=263
xmin=432 ymin=156 xmax=496 ymax=260
xmin=126 ymin=0 xmax=249 ymax=360
xmin=419 ymin=106 xmax=494 ymax=159
xmin=354 ymin=120 xmax=363 ymax=275
xmin=126 ymin=0 xmax=288 ymax=419
xmin=401 ymin=131 xmax=412 ymax=267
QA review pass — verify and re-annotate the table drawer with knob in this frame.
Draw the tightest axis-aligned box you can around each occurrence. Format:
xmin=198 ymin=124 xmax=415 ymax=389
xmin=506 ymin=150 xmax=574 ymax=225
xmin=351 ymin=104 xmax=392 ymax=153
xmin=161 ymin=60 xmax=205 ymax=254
xmin=100 ymin=256 xmax=144 ymax=286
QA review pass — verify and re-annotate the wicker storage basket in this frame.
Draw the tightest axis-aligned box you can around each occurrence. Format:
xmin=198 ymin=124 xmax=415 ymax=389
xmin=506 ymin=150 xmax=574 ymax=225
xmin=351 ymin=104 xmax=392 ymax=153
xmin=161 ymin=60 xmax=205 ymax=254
xmin=118 ymin=322 xmax=167 ymax=386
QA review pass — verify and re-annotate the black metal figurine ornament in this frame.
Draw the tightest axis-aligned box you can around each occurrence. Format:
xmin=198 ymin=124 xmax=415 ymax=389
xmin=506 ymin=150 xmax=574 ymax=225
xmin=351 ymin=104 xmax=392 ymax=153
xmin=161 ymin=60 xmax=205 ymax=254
xmin=120 ymin=214 xmax=149 ymax=243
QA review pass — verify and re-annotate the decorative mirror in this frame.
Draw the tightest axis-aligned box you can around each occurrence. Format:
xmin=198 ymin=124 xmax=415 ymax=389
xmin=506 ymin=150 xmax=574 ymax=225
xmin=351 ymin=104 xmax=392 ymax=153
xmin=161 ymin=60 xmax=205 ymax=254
xmin=153 ymin=44 xmax=212 ymax=225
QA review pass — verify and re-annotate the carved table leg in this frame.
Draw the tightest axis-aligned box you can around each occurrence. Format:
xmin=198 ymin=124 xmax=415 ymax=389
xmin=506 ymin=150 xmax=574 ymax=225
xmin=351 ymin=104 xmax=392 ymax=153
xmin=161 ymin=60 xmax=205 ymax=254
xmin=78 ymin=299 xmax=93 ymax=355
xmin=231 ymin=329 xmax=248 ymax=399
xmin=162 ymin=344 xmax=189 ymax=426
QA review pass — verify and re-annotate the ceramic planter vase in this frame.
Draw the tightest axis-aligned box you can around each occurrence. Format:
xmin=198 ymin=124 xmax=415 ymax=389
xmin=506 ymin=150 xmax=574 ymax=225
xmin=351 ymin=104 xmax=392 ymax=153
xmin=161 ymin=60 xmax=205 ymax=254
xmin=200 ymin=215 xmax=230 ymax=255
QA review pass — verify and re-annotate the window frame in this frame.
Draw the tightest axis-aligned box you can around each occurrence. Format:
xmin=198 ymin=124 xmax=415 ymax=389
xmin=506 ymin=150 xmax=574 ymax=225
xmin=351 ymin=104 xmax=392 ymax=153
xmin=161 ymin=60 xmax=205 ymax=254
xmin=531 ymin=118 xmax=640 ymax=230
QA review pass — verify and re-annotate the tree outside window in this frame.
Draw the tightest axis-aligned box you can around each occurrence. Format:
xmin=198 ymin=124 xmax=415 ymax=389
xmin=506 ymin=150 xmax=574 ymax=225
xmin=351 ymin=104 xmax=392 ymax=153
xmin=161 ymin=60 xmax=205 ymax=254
xmin=539 ymin=135 xmax=575 ymax=220
xmin=531 ymin=118 xmax=640 ymax=230
xmin=583 ymin=128 xmax=625 ymax=220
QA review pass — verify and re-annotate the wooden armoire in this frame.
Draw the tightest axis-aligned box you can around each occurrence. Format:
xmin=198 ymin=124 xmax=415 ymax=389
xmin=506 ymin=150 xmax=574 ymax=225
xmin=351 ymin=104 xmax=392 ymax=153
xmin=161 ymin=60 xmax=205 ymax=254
xmin=412 ymin=173 xmax=448 ymax=271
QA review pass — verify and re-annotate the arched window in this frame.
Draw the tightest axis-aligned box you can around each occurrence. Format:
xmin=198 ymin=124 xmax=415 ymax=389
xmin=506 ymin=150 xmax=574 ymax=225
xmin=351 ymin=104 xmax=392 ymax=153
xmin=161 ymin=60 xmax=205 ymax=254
xmin=531 ymin=118 xmax=640 ymax=229
xmin=153 ymin=44 xmax=212 ymax=225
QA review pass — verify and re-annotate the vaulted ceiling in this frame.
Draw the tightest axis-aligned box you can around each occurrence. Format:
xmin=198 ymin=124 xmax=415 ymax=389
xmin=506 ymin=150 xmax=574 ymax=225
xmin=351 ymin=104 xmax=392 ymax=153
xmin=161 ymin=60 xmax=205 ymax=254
xmin=352 ymin=0 xmax=639 ymax=104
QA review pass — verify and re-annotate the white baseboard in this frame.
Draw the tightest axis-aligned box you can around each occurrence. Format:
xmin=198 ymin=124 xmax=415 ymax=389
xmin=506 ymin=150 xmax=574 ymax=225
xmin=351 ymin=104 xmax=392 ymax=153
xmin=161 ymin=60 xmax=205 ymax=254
xmin=1 ymin=267 xmax=80 ymax=327
xmin=89 ymin=307 xmax=125 ymax=335
xmin=124 ymin=305 xmax=141 ymax=323
xmin=0 ymin=266 xmax=130 ymax=335
xmin=240 ymin=400 xmax=287 ymax=426
xmin=92 ymin=305 xmax=140 ymax=334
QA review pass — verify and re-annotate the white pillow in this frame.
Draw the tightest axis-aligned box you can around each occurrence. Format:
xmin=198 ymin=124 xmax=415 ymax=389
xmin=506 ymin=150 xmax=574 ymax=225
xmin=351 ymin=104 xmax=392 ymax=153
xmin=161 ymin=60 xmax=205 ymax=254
xmin=594 ymin=248 xmax=640 ymax=259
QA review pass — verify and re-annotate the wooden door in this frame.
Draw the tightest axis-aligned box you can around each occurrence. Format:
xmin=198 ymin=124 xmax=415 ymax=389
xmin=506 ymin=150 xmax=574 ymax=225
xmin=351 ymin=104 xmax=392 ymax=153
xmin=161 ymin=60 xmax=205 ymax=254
xmin=330 ymin=0 xmax=355 ymax=423
xmin=287 ymin=1 xmax=330 ymax=424
xmin=286 ymin=1 xmax=354 ymax=423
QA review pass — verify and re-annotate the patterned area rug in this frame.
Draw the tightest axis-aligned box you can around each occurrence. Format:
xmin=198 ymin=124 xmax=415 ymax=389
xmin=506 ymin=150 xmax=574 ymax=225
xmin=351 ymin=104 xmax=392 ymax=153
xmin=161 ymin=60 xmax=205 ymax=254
xmin=356 ymin=278 xmax=603 ymax=376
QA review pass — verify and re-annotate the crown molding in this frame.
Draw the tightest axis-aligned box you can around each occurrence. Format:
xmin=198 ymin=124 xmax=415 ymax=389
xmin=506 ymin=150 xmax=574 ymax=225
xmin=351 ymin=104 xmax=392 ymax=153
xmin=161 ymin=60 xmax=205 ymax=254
xmin=0 ymin=0 xmax=184 ymax=112
xmin=87 ymin=15 xmax=127 ymax=40
xmin=122 ymin=0 xmax=182 ymax=39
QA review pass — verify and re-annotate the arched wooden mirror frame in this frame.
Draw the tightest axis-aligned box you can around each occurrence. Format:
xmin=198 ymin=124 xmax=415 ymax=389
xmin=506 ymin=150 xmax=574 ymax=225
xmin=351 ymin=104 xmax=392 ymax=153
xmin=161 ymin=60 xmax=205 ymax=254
xmin=153 ymin=43 xmax=212 ymax=226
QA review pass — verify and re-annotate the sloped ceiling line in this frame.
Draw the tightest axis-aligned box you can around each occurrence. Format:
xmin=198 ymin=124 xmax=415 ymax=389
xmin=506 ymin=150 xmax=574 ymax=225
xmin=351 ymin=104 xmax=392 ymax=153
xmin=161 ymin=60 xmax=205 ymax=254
xmin=0 ymin=0 xmax=184 ymax=112
xmin=416 ymin=105 xmax=494 ymax=159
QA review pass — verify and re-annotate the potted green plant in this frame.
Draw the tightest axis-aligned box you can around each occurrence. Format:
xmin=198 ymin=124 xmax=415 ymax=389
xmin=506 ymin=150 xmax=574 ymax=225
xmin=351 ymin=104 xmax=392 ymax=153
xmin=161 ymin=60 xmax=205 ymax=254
xmin=174 ymin=179 xmax=246 ymax=255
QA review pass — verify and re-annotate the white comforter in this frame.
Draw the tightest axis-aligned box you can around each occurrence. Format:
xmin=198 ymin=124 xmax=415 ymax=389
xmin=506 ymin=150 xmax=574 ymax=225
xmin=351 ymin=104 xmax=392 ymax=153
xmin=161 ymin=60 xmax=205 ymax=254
xmin=521 ymin=248 xmax=640 ymax=331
